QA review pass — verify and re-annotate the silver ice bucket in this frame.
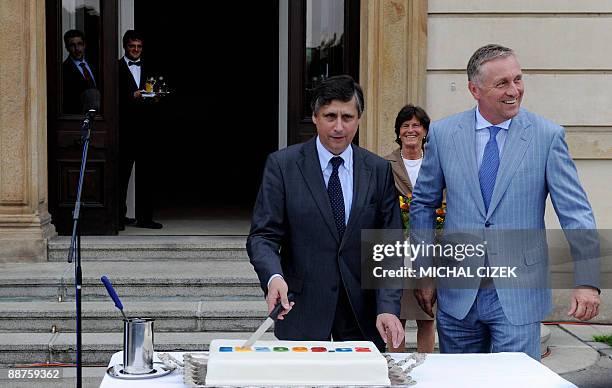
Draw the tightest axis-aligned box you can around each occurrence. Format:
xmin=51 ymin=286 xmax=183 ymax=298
xmin=123 ymin=318 xmax=155 ymax=374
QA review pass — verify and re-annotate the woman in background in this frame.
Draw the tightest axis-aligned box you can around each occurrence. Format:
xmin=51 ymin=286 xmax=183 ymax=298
xmin=384 ymin=104 xmax=435 ymax=353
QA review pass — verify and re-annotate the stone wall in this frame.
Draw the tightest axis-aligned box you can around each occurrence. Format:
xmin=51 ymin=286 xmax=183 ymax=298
xmin=426 ymin=0 xmax=612 ymax=226
xmin=0 ymin=0 xmax=55 ymax=262
xmin=359 ymin=0 xmax=428 ymax=157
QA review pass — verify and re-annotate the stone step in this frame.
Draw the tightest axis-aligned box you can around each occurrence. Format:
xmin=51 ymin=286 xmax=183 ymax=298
xmin=0 ymin=300 xmax=270 ymax=333
xmin=0 ymin=332 xmax=278 ymax=367
xmin=0 ymin=261 xmax=262 ymax=300
xmin=47 ymin=236 xmax=249 ymax=261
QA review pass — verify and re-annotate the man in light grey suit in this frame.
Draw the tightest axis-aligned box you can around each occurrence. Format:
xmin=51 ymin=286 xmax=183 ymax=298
xmin=247 ymin=75 xmax=404 ymax=351
xmin=410 ymin=44 xmax=601 ymax=360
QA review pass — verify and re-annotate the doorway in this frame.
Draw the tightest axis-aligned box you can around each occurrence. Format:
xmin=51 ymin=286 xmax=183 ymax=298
xmin=46 ymin=0 xmax=359 ymax=235
xmin=125 ymin=1 xmax=279 ymax=232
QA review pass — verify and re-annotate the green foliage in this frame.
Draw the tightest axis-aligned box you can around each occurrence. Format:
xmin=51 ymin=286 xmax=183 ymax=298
xmin=593 ymin=334 xmax=612 ymax=347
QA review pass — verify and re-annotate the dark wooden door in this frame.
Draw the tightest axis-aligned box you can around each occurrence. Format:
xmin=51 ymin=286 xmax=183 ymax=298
xmin=287 ymin=0 xmax=360 ymax=145
xmin=46 ymin=0 xmax=119 ymax=235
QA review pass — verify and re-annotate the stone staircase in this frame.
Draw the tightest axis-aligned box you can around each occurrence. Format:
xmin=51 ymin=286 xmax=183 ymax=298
xmin=0 ymin=236 xmax=272 ymax=367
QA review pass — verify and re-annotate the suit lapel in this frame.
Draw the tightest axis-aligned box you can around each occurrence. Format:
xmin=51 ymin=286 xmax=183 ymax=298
xmin=452 ymin=110 xmax=486 ymax=218
xmin=344 ymin=145 xmax=372 ymax=244
xmin=486 ymin=111 xmax=532 ymax=217
xmin=296 ymin=138 xmax=341 ymax=243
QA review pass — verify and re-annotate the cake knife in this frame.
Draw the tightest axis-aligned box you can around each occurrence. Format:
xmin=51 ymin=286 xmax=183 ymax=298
xmin=242 ymin=293 xmax=294 ymax=348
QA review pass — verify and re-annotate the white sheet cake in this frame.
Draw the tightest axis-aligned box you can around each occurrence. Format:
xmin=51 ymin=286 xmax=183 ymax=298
xmin=205 ymin=339 xmax=390 ymax=386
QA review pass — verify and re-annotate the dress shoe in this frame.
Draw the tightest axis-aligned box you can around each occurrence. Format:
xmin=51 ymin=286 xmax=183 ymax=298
xmin=123 ymin=217 xmax=136 ymax=225
xmin=134 ymin=220 xmax=163 ymax=229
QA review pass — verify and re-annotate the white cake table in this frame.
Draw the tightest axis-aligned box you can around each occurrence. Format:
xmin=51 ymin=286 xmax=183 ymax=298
xmin=99 ymin=351 xmax=576 ymax=387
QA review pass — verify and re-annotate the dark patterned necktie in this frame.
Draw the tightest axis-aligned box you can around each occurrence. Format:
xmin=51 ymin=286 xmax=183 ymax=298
xmin=79 ymin=62 xmax=95 ymax=88
xmin=479 ymin=126 xmax=502 ymax=212
xmin=328 ymin=156 xmax=346 ymax=238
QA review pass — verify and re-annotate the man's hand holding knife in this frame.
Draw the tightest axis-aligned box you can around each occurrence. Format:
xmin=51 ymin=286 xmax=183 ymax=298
xmin=267 ymin=277 xmax=295 ymax=320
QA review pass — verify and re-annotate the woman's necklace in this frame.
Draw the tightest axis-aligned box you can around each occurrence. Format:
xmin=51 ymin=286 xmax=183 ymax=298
xmin=401 ymin=149 xmax=423 ymax=162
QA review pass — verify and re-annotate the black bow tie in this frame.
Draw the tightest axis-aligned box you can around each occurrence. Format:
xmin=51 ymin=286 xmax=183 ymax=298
xmin=128 ymin=61 xmax=141 ymax=66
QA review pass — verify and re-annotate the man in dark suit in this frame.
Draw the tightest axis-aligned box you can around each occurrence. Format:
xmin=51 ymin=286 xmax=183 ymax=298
xmin=247 ymin=75 xmax=404 ymax=350
xmin=118 ymin=30 xmax=162 ymax=229
xmin=62 ymin=29 xmax=97 ymax=114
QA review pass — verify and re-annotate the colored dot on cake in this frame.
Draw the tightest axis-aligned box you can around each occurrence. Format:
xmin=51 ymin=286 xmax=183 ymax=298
xmin=355 ymin=347 xmax=372 ymax=352
xmin=234 ymin=346 xmax=252 ymax=352
xmin=254 ymin=347 xmax=271 ymax=352
xmin=219 ymin=347 xmax=233 ymax=352
xmin=273 ymin=347 xmax=289 ymax=352
xmin=292 ymin=347 xmax=308 ymax=352
xmin=310 ymin=347 xmax=327 ymax=352
xmin=335 ymin=348 xmax=352 ymax=352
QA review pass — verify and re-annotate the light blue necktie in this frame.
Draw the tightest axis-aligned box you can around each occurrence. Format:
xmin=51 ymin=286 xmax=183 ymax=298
xmin=479 ymin=126 xmax=502 ymax=212
xmin=327 ymin=156 xmax=346 ymax=238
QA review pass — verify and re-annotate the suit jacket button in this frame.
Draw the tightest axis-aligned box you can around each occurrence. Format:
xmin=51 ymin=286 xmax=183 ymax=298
xmin=485 ymin=221 xmax=491 ymax=228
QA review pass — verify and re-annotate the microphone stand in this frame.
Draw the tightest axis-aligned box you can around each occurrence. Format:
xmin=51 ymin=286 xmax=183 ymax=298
xmin=68 ymin=109 xmax=95 ymax=388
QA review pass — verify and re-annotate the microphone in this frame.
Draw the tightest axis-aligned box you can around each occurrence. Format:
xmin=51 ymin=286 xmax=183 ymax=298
xmin=80 ymin=89 xmax=100 ymax=139
xmin=81 ymin=88 xmax=100 ymax=113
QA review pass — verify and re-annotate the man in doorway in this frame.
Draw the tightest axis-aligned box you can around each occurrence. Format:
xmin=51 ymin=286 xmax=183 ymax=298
xmin=247 ymin=75 xmax=404 ymax=351
xmin=118 ymin=30 xmax=162 ymax=229
xmin=409 ymin=44 xmax=600 ymax=360
xmin=62 ymin=29 xmax=97 ymax=114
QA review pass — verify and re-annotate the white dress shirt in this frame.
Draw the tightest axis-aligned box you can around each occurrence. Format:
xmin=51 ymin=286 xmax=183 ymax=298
xmin=268 ymin=138 xmax=355 ymax=287
xmin=123 ymin=56 xmax=142 ymax=88
xmin=475 ymin=106 xmax=511 ymax=169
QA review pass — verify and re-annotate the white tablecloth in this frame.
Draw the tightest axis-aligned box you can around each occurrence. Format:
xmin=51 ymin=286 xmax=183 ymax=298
xmin=99 ymin=351 xmax=576 ymax=388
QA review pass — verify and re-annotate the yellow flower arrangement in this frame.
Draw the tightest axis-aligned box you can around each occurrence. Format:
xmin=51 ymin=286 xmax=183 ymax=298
xmin=398 ymin=193 xmax=446 ymax=231
xmin=399 ymin=194 xmax=412 ymax=230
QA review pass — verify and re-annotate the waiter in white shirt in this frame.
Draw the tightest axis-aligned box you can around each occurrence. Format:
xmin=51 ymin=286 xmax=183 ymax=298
xmin=117 ymin=30 xmax=162 ymax=230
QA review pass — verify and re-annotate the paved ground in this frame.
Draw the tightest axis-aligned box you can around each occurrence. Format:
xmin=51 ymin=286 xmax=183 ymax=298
xmin=543 ymin=323 xmax=612 ymax=387
xmin=562 ymin=357 xmax=612 ymax=388
xmin=0 ymin=367 xmax=106 ymax=387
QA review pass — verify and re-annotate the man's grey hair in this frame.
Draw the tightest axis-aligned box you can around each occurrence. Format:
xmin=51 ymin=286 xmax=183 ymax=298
xmin=467 ymin=44 xmax=515 ymax=85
